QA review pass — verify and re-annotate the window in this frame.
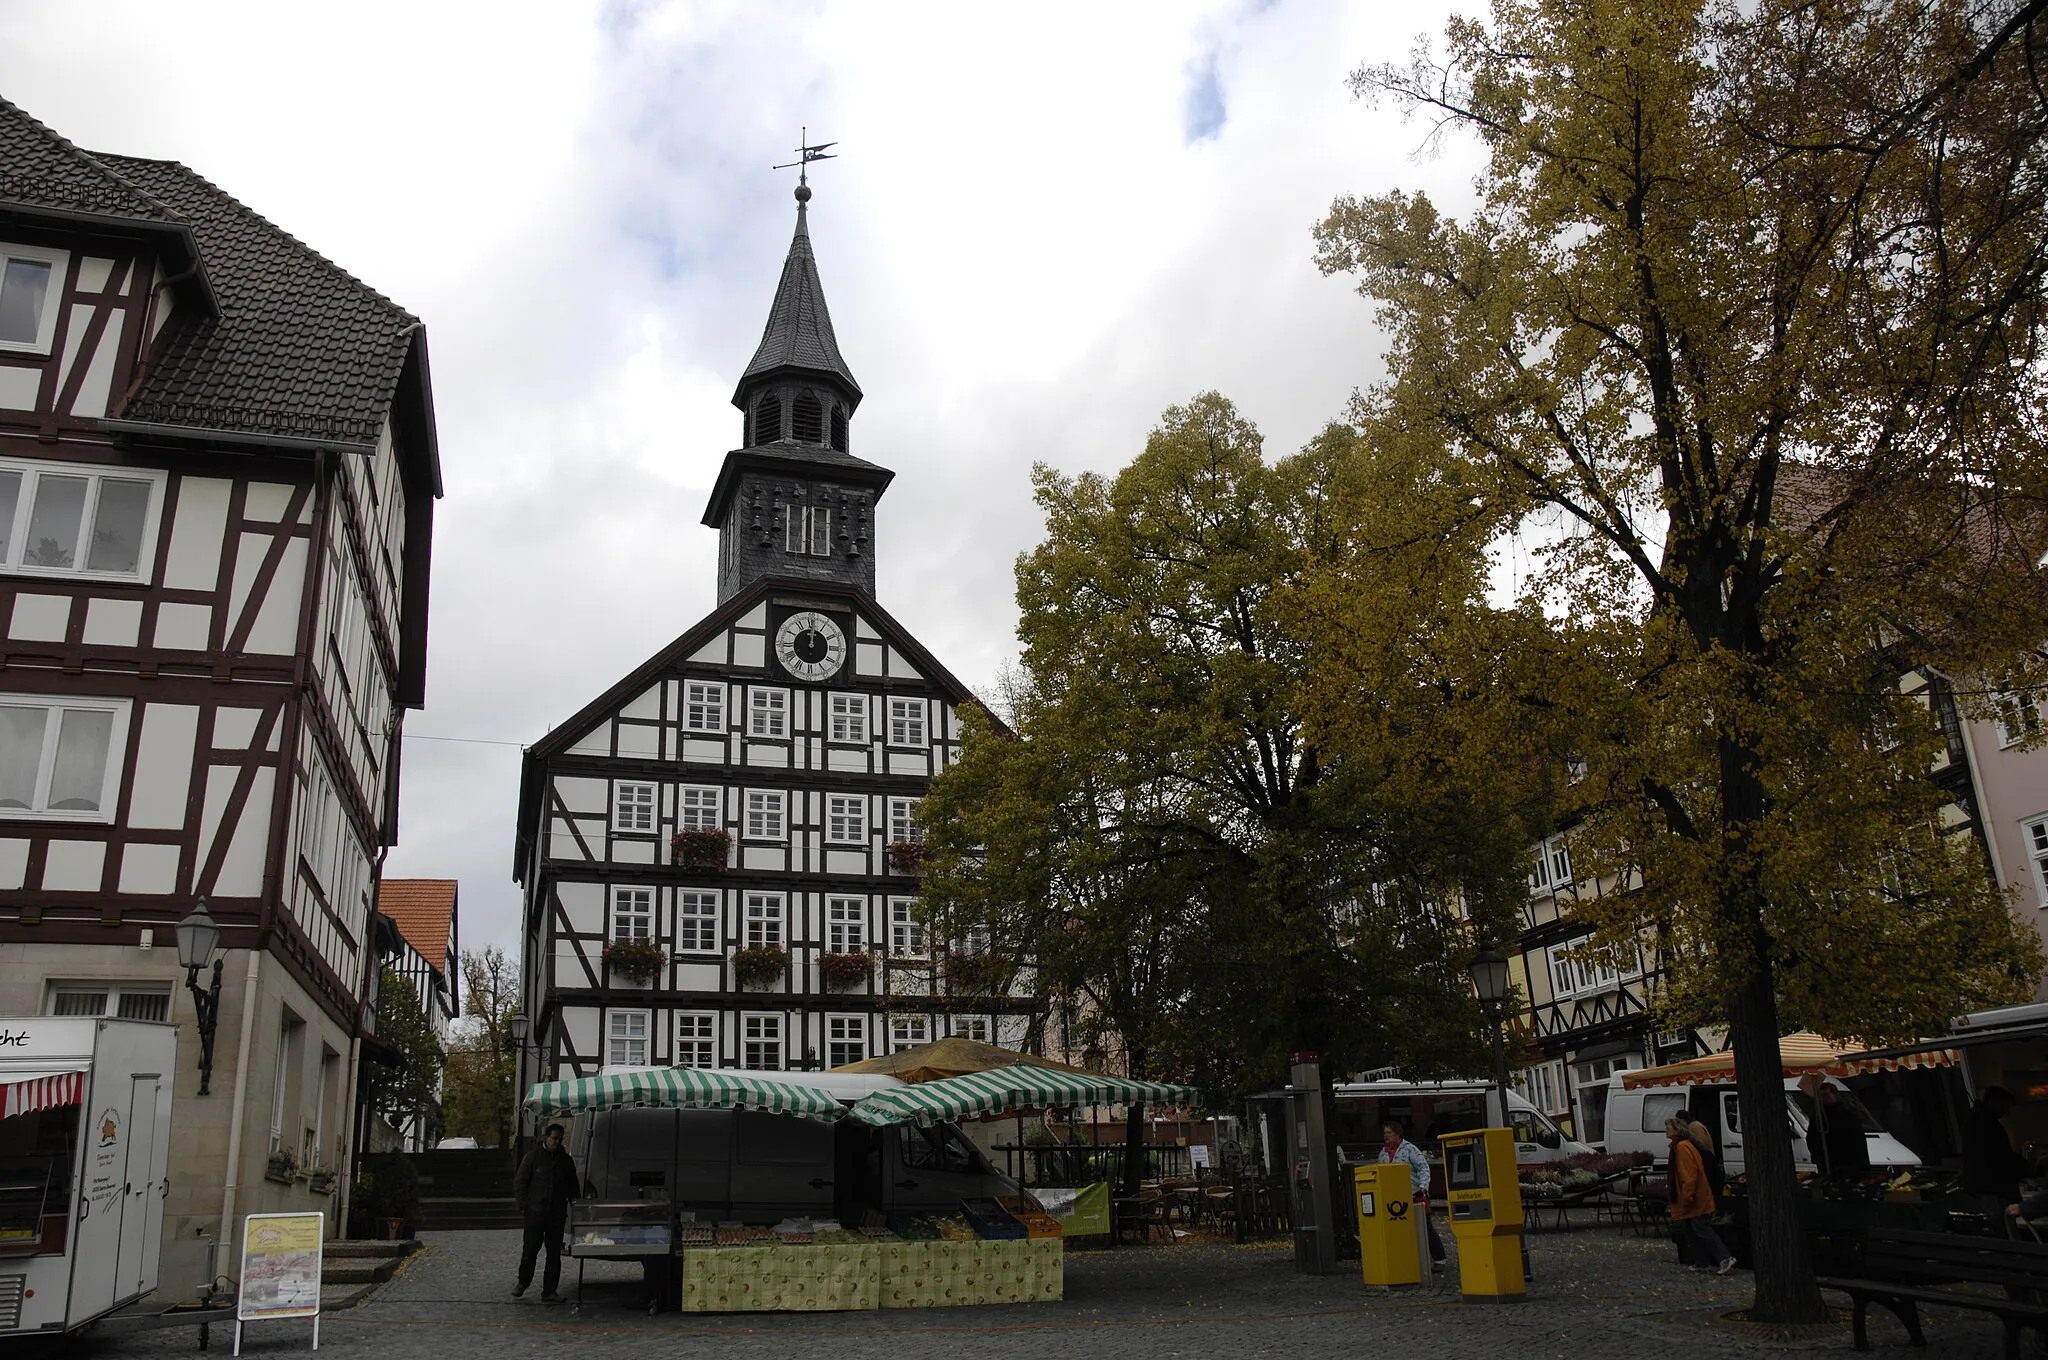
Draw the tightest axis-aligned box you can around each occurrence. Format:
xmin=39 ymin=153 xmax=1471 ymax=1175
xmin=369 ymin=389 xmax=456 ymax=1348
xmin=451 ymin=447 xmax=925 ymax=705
xmin=782 ymin=504 xmax=831 ymax=557
xmin=889 ymin=797 xmax=924 ymax=846
xmin=826 ymin=794 xmax=866 ymax=843
xmin=312 ymin=1049 xmax=337 ymax=1169
xmin=753 ymin=392 xmax=781 ymax=445
xmin=827 ymin=1015 xmax=866 ymax=1068
xmin=612 ymin=887 xmax=653 ymax=943
xmin=750 ymin=688 xmax=788 ymax=738
xmin=0 ymin=458 xmax=162 ymax=580
xmin=0 ymin=694 xmax=129 ymax=821
xmin=613 ymin=782 xmax=655 ymax=832
xmin=954 ymin=1016 xmax=990 ymax=1042
xmin=829 ymin=694 xmax=867 ymax=744
xmin=1548 ymin=941 xmax=1623 ymax=997
xmin=684 ymin=681 xmax=725 ymax=733
xmin=1640 ymin=1092 xmax=1688 ymax=1135
xmin=745 ymin=892 xmax=784 ymax=949
xmin=677 ymin=890 xmax=719 ymax=952
xmin=607 ymin=1010 xmax=650 ymax=1067
xmin=889 ymin=898 xmax=926 ymax=958
xmin=888 ymin=697 xmax=925 ymax=747
xmin=890 ymin=1014 xmax=930 ymax=1051
xmin=745 ymin=790 xmax=786 ymax=840
xmin=678 ymin=785 xmax=721 ymax=832
xmin=742 ymin=1013 xmax=783 ymax=1070
xmin=675 ymin=1013 xmax=716 ymax=1068
xmin=1997 ymin=689 xmax=2042 ymax=748
xmin=269 ymin=1013 xmax=302 ymax=1154
xmin=1529 ymin=834 xmax=1572 ymax=894
xmin=45 ymin=981 xmax=170 ymax=1022
xmin=830 ymin=405 xmax=848 ymax=452
xmin=827 ymin=897 xmax=865 ymax=952
xmin=791 ymin=392 xmax=824 ymax=444
xmin=0 ymin=245 xmax=66 ymax=354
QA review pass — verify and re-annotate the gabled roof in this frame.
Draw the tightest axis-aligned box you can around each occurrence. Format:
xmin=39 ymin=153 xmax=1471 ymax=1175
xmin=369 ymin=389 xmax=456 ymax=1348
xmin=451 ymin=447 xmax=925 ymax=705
xmin=734 ymin=194 xmax=861 ymax=408
xmin=514 ymin=575 xmax=1000 ymax=882
xmin=376 ymin=878 xmax=458 ymax=973
xmin=0 ymin=95 xmax=175 ymax=224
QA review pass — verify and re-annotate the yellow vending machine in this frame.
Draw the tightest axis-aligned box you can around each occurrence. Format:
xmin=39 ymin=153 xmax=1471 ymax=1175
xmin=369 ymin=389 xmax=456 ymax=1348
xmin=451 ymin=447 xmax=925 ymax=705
xmin=1351 ymin=1162 xmax=1421 ymax=1286
xmin=1440 ymin=1128 xmax=1525 ymax=1300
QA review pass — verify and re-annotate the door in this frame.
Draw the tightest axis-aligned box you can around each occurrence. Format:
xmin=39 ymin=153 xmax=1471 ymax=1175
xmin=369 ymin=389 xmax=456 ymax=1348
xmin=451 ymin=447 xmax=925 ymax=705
xmin=1719 ymin=1091 xmax=1744 ymax=1175
xmin=115 ymin=1076 xmax=161 ymax=1303
xmin=66 ymin=1068 xmax=125 ymax=1324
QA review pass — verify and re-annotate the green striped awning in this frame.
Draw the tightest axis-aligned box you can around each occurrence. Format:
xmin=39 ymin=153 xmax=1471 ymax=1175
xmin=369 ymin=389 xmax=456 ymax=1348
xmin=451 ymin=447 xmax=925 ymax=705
xmin=847 ymin=1065 xmax=1201 ymax=1128
xmin=523 ymin=1068 xmax=845 ymax=1121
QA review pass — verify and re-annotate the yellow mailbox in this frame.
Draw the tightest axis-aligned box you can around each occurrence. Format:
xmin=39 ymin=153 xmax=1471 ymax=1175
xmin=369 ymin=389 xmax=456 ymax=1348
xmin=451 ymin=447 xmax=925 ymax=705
xmin=1441 ymin=1127 xmax=1525 ymax=1300
xmin=1352 ymin=1162 xmax=1421 ymax=1286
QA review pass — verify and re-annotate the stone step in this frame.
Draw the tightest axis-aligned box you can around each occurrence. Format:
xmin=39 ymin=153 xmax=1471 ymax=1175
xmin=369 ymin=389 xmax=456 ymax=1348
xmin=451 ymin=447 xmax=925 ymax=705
xmin=321 ymin=1260 xmax=399 ymax=1286
xmin=325 ymin=1239 xmax=421 ymax=1260
xmin=320 ymin=1283 xmax=378 ymax=1311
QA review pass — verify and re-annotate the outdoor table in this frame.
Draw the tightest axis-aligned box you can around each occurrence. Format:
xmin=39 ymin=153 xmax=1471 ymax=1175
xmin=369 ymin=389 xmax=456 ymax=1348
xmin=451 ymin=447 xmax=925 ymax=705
xmin=567 ymin=1202 xmax=673 ymax=1314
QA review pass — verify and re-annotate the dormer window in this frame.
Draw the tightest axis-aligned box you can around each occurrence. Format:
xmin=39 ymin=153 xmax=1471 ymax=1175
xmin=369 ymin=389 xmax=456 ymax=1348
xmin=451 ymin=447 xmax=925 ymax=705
xmin=792 ymin=392 xmax=824 ymax=444
xmin=0 ymin=245 xmax=67 ymax=355
xmin=831 ymin=405 xmax=848 ymax=452
xmin=753 ymin=392 xmax=782 ymax=445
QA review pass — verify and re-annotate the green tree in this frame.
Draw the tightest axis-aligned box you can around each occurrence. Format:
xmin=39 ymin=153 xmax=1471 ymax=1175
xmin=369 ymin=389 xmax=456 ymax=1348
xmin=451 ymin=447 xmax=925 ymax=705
xmin=1315 ymin=0 xmax=2048 ymax=1319
xmin=366 ymin=965 xmax=444 ymax=1147
xmin=442 ymin=947 xmax=520 ymax=1148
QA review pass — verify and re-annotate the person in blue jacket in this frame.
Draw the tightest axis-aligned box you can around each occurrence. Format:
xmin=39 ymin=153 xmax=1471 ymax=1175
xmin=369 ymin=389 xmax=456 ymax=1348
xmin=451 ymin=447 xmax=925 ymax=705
xmin=1379 ymin=1120 xmax=1446 ymax=1264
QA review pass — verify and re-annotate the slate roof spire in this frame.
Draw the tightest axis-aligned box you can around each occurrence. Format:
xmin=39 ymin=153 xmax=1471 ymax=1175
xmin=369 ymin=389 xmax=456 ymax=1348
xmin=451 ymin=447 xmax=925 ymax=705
xmin=734 ymin=181 xmax=862 ymax=410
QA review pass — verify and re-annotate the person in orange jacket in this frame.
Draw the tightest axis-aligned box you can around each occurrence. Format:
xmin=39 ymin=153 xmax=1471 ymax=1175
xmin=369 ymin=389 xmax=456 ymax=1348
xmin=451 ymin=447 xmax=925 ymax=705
xmin=1666 ymin=1117 xmax=1735 ymax=1274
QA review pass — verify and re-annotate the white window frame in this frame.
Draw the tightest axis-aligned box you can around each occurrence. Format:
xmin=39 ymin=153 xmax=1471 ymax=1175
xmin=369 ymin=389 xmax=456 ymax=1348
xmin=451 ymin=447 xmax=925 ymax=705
xmin=784 ymin=504 xmax=832 ymax=557
xmin=828 ymin=693 xmax=867 ymax=744
xmin=825 ymin=793 xmax=866 ymax=844
xmin=677 ymin=784 xmax=721 ymax=832
xmin=607 ymin=1009 xmax=651 ymax=1067
xmin=44 ymin=980 xmax=171 ymax=1021
xmin=889 ymin=897 xmax=926 ymax=958
xmin=741 ymin=1012 xmax=783 ymax=1070
xmin=2026 ymin=815 xmax=2048 ymax=909
xmin=0 ymin=244 xmax=69 ymax=356
xmin=676 ymin=889 xmax=720 ymax=953
xmin=745 ymin=789 xmax=786 ymax=841
xmin=0 ymin=456 xmax=166 ymax=583
xmin=1997 ymin=689 xmax=2043 ymax=749
xmin=1529 ymin=833 xmax=1572 ymax=894
xmin=826 ymin=896 xmax=866 ymax=952
xmin=613 ymin=781 xmax=656 ymax=833
xmin=749 ymin=687 xmax=788 ymax=738
xmin=611 ymin=886 xmax=654 ymax=943
xmin=826 ymin=1014 xmax=866 ymax=1068
xmin=0 ymin=692 xmax=131 ymax=823
xmin=888 ymin=797 xmax=924 ymax=846
xmin=888 ymin=696 xmax=926 ymax=747
xmin=683 ymin=680 xmax=725 ymax=733
xmin=745 ymin=892 xmax=785 ymax=949
xmin=890 ymin=1013 xmax=930 ymax=1051
xmin=952 ymin=1015 xmax=991 ymax=1043
xmin=674 ymin=1012 xmax=717 ymax=1068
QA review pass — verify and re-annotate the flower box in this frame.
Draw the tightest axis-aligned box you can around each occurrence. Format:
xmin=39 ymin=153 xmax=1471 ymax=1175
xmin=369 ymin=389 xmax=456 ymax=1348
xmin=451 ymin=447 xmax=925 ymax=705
xmin=308 ymin=1171 xmax=337 ymax=1195
xmin=265 ymin=1151 xmax=298 ymax=1185
xmin=945 ymin=954 xmax=999 ymax=996
xmin=732 ymin=946 xmax=787 ymax=990
xmin=819 ymin=951 xmax=873 ymax=989
xmin=672 ymin=828 xmax=732 ymax=871
xmin=888 ymin=841 xmax=927 ymax=875
xmin=603 ymin=939 xmax=668 ymax=985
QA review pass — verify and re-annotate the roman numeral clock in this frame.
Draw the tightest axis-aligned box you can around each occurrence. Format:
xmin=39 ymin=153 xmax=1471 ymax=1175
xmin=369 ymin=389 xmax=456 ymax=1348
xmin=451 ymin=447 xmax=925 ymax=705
xmin=774 ymin=608 xmax=848 ymax=682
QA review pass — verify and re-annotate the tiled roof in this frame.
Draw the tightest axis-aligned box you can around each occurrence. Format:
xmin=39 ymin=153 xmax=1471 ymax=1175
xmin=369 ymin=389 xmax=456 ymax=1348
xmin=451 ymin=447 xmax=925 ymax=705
xmin=377 ymin=879 xmax=457 ymax=973
xmin=737 ymin=196 xmax=861 ymax=404
xmin=0 ymin=95 xmax=174 ymax=223
xmin=94 ymin=153 xmax=419 ymax=446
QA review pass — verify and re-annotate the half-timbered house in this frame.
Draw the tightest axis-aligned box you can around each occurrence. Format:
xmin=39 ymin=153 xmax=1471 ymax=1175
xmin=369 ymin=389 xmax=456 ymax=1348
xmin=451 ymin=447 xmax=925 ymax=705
xmin=374 ymin=878 xmax=460 ymax=1150
xmin=0 ymin=96 xmax=439 ymax=1293
xmin=513 ymin=184 xmax=1040 ymax=1099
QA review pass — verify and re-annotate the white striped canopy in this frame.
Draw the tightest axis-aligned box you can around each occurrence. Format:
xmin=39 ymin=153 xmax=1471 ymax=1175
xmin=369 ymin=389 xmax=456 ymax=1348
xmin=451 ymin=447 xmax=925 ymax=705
xmin=848 ymin=1065 xmax=1201 ymax=1128
xmin=523 ymin=1067 xmax=846 ymax=1121
xmin=0 ymin=1068 xmax=87 ymax=1121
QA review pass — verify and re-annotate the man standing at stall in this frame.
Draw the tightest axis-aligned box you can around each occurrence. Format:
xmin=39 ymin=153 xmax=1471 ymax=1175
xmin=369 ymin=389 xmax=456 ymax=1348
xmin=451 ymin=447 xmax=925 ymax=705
xmin=513 ymin=1123 xmax=579 ymax=1303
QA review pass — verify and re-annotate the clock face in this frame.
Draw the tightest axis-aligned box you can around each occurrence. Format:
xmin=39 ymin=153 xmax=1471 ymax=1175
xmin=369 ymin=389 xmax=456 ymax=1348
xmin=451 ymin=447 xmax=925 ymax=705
xmin=774 ymin=610 xmax=847 ymax=682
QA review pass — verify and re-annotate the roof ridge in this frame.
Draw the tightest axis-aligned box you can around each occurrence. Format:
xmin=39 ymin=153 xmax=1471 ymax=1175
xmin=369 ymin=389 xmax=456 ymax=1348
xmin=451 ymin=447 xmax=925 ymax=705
xmin=0 ymin=94 xmax=177 ymax=222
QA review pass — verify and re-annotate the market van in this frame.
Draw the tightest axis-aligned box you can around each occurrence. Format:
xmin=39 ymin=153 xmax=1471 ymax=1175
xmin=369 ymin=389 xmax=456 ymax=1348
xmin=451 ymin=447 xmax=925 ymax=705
xmin=1602 ymin=1072 xmax=1921 ymax=1174
xmin=1326 ymin=1080 xmax=1595 ymax=1177
xmin=567 ymin=1070 xmax=1017 ymax=1223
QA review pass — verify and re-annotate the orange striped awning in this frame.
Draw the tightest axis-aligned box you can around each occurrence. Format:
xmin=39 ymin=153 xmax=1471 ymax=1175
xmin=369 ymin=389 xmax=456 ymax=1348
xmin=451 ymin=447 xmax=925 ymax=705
xmin=0 ymin=1069 xmax=87 ymax=1120
xmin=1620 ymin=1032 xmax=1959 ymax=1088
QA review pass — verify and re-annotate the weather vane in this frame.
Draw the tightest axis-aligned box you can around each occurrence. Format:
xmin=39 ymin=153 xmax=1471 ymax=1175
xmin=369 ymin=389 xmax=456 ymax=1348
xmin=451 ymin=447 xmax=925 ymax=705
xmin=773 ymin=127 xmax=837 ymax=190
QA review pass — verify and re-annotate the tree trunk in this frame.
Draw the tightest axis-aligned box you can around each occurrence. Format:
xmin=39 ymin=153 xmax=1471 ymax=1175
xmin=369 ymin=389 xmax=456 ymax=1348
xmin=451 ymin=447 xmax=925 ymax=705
xmin=1121 ymin=1102 xmax=1147 ymax=1197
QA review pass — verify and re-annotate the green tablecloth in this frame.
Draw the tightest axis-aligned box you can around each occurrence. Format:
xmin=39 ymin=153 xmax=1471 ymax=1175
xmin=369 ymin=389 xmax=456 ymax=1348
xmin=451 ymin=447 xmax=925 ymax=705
xmin=679 ymin=1239 xmax=1062 ymax=1312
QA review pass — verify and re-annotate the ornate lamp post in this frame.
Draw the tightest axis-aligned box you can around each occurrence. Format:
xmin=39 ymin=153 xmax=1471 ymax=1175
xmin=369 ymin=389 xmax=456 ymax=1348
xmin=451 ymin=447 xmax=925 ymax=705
xmin=175 ymin=898 xmax=224 ymax=1095
xmin=1469 ymin=943 xmax=1513 ymax=1124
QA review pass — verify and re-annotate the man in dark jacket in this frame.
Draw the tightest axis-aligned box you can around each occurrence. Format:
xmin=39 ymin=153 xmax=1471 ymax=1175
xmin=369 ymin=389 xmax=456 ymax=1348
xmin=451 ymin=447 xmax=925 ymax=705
xmin=1963 ymin=1087 xmax=2030 ymax=1224
xmin=513 ymin=1123 xmax=579 ymax=1302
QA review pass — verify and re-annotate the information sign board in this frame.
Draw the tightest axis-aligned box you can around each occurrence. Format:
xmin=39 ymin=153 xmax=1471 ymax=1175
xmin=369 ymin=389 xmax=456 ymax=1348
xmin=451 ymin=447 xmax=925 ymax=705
xmin=235 ymin=1211 xmax=323 ymax=1353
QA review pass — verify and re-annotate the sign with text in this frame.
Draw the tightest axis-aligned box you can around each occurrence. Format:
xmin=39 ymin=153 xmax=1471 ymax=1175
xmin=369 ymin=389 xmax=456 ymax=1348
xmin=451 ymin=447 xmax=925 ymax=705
xmin=238 ymin=1212 xmax=324 ymax=1321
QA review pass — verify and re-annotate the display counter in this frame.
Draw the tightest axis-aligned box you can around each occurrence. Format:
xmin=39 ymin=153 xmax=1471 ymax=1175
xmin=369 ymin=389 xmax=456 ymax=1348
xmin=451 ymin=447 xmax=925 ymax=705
xmin=678 ymin=1237 xmax=1061 ymax=1312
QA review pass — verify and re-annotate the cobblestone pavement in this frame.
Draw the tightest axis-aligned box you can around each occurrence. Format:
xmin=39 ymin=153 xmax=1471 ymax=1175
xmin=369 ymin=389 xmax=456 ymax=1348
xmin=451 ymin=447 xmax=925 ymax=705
xmin=64 ymin=1225 xmax=2013 ymax=1359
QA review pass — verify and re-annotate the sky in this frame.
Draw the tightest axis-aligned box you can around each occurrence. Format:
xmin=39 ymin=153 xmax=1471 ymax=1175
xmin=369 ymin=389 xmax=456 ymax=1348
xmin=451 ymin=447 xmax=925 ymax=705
xmin=0 ymin=0 xmax=1484 ymax=965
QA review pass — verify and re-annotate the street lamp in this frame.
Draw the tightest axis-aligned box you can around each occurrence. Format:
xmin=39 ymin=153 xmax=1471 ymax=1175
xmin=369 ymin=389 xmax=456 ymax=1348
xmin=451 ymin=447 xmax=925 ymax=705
xmin=1469 ymin=943 xmax=1512 ymax=1125
xmin=175 ymin=898 xmax=224 ymax=1095
xmin=506 ymin=1012 xmax=530 ymax=1050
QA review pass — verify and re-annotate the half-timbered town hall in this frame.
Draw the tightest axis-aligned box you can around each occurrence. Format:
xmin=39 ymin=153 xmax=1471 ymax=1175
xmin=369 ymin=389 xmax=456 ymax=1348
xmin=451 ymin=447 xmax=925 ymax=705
xmin=513 ymin=181 xmax=1036 ymax=1092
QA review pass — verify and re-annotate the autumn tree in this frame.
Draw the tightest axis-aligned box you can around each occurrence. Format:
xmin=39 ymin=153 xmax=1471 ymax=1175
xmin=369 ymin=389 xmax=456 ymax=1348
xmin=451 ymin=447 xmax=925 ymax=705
xmin=1315 ymin=0 xmax=2048 ymax=1320
xmin=365 ymin=965 xmax=444 ymax=1148
xmin=442 ymin=946 xmax=520 ymax=1149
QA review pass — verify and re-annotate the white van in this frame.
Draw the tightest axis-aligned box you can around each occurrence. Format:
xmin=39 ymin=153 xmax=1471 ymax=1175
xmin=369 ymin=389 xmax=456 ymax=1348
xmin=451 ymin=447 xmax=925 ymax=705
xmin=1327 ymin=1080 xmax=1594 ymax=1182
xmin=1602 ymin=1072 xmax=1920 ymax=1174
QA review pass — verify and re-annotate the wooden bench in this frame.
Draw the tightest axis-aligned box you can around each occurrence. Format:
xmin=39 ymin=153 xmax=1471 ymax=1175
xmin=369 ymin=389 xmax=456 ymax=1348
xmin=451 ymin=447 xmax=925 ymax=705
xmin=1816 ymin=1226 xmax=2048 ymax=1360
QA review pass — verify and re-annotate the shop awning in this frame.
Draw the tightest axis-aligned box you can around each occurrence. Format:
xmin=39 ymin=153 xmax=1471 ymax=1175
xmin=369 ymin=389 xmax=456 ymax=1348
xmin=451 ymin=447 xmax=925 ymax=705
xmin=522 ymin=1067 xmax=846 ymax=1121
xmin=832 ymin=1036 xmax=1101 ymax=1084
xmin=848 ymin=1065 xmax=1202 ymax=1128
xmin=0 ymin=1067 xmax=88 ymax=1120
xmin=1620 ymin=1032 xmax=1959 ymax=1088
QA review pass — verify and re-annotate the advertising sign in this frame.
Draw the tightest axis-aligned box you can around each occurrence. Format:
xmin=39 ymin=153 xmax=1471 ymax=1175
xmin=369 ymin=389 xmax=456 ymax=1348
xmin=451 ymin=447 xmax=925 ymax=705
xmin=236 ymin=1211 xmax=323 ymax=1352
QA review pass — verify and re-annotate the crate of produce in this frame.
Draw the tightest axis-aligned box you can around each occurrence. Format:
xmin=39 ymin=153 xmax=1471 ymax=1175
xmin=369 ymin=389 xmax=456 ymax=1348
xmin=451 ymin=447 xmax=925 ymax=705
xmin=996 ymin=1195 xmax=1063 ymax=1239
xmin=960 ymin=1197 xmax=1028 ymax=1240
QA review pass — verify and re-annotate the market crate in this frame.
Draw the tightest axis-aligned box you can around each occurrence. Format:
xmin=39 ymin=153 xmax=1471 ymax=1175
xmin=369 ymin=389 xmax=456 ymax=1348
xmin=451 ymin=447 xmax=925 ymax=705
xmin=960 ymin=1198 xmax=1028 ymax=1240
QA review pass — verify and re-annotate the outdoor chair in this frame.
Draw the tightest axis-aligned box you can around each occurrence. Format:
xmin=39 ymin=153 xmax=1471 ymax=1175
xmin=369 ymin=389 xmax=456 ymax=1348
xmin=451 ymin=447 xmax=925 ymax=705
xmin=1115 ymin=1192 xmax=1172 ymax=1245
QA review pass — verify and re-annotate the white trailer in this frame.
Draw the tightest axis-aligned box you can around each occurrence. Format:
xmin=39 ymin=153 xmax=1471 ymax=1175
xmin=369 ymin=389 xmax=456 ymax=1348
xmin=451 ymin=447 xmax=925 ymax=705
xmin=0 ymin=1017 xmax=177 ymax=1342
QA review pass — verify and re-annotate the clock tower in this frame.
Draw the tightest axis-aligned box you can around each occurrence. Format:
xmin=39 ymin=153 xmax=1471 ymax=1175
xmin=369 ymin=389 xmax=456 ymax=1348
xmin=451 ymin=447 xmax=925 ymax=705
xmin=706 ymin=181 xmax=895 ymax=604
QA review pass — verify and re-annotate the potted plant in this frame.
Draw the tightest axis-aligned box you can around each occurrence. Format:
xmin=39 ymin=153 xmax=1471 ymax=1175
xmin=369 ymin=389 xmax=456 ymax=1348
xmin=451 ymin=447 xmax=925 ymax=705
xmin=264 ymin=1149 xmax=298 ymax=1184
xmin=732 ymin=945 xmax=787 ymax=990
xmin=888 ymin=840 xmax=926 ymax=874
xmin=603 ymin=938 xmax=667 ymax=985
xmin=308 ymin=1168 xmax=337 ymax=1195
xmin=349 ymin=1152 xmax=421 ymax=1240
xmin=819 ymin=950 xmax=873 ymax=990
xmin=672 ymin=827 xmax=732 ymax=871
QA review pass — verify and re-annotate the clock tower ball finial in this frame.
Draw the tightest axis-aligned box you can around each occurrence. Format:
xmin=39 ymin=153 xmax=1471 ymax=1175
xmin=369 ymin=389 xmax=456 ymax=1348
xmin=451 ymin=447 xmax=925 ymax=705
xmin=795 ymin=182 xmax=812 ymax=204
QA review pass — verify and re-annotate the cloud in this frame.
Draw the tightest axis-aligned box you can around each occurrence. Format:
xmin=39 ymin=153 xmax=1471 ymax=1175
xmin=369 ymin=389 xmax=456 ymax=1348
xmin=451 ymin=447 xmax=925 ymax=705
xmin=1184 ymin=52 xmax=1228 ymax=143
xmin=0 ymin=0 xmax=1485 ymax=958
